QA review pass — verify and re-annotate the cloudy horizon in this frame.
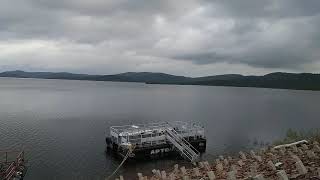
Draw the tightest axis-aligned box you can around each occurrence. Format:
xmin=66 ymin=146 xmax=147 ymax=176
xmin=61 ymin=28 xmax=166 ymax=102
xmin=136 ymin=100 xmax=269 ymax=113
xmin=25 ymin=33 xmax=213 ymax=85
xmin=1 ymin=0 xmax=320 ymax=77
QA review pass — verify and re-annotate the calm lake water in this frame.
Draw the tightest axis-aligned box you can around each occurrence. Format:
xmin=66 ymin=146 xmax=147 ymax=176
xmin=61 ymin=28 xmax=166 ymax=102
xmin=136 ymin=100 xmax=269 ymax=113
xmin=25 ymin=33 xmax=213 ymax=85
xmin=0 ymin=78 xmax=320 ymax=179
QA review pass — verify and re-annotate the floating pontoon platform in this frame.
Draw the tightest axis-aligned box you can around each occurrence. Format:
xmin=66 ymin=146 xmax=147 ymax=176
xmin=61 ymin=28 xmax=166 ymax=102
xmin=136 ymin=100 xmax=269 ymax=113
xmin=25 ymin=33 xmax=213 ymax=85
xmin=0 ymin=150 xmax=27 ymax=180
xmin=106 ymin=121 xmax=206 ymax=162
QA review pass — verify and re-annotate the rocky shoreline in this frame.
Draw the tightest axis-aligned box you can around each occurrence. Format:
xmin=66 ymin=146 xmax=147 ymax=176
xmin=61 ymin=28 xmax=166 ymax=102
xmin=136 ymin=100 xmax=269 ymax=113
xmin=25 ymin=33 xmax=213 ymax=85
xmin=114 ymin=140 xmax=320 ymax=179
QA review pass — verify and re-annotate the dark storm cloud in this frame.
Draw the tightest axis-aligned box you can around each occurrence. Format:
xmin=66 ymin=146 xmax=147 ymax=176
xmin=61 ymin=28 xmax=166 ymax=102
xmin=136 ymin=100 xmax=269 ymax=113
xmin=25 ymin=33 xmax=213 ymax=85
xmin=167 ymin=0 xmax=320 ymax=70
xmin=208 ymin=0 xmax=320 ymax=18
xmin=172 ymin=52 xmax=230 ymax=65
xmin=0 ymin=0 xmax=319 ymax=75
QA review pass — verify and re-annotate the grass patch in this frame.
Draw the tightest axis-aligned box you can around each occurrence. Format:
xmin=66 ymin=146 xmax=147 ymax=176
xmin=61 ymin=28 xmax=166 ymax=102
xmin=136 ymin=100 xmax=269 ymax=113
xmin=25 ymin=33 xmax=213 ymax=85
xmin=273 ymin=128 xmax=320 ymax=145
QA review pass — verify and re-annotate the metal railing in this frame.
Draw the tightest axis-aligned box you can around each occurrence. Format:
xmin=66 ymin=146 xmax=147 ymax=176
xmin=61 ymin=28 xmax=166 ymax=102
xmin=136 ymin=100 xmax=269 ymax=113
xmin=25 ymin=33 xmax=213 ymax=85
xmin=109 ymin=122 xmax=204 ymax=161
xmin=0 ymin=150 xmax=25 ymax=180
xmin=165 ymin=127 xmax=200 ymax=162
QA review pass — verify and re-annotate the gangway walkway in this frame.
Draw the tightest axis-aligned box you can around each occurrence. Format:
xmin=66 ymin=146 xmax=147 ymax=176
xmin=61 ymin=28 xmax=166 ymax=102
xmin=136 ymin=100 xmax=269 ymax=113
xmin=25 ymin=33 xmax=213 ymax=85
xmin=164 ymin=127 xmax=200 ymax=162
xmin=0 ymin=150 xmax=26 ymax=180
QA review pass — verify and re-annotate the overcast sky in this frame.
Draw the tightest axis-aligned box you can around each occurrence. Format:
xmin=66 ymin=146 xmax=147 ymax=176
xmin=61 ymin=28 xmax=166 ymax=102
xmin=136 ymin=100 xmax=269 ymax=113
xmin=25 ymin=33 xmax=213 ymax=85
xmin=0 ymin=0 xmax=319 ymax=76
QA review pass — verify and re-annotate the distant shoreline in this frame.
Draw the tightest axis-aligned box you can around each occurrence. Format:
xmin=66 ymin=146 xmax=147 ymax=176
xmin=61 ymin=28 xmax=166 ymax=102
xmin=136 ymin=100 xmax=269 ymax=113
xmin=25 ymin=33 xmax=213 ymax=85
xmin=0 ymin=70 xmax=320 ymax=91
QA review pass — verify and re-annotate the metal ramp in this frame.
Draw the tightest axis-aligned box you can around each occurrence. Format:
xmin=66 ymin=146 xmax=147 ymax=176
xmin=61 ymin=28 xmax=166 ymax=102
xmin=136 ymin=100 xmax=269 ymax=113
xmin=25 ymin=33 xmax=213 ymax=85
xmin=165 ymin=128 xmax=200 ymax=162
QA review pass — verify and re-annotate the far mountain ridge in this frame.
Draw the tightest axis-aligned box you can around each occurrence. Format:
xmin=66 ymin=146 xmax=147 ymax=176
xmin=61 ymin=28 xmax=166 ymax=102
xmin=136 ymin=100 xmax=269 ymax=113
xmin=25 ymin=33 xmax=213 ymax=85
xmin=0 ymin=70 xmax=319 ymax=90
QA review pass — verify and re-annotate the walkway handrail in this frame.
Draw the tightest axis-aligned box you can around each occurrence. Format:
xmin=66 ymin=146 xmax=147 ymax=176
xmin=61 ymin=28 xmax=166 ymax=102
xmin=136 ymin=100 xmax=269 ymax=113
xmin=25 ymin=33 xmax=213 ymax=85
xmin=164 ymin=124 xmax=200 ymax=162
xmin=169 ymin=128 xmax=200 ymax=155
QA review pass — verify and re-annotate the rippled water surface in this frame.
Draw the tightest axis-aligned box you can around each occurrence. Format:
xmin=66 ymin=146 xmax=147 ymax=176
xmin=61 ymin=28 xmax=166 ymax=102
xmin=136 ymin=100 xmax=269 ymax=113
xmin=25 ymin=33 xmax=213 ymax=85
xmin=0 ymin=78 xmax=320 ymax=179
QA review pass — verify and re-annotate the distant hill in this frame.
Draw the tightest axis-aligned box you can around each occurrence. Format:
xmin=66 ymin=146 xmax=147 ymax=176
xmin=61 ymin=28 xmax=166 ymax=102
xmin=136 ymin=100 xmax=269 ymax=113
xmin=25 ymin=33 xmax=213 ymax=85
xmin=192 ymin=74 xmax=244 ymax=82
xmin=0 ymin=70 xmax=190 ymax=83
xmin=0 ymin=70 xmax=320 ymax=90
xmin=95 ymin=72 xmax=190 ymax=83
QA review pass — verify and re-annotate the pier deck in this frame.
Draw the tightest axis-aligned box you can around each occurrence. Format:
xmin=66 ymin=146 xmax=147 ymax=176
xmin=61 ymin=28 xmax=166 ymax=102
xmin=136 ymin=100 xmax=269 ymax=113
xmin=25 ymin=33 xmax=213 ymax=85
xmin=106 ymin=121 xmax=206 ymax=161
